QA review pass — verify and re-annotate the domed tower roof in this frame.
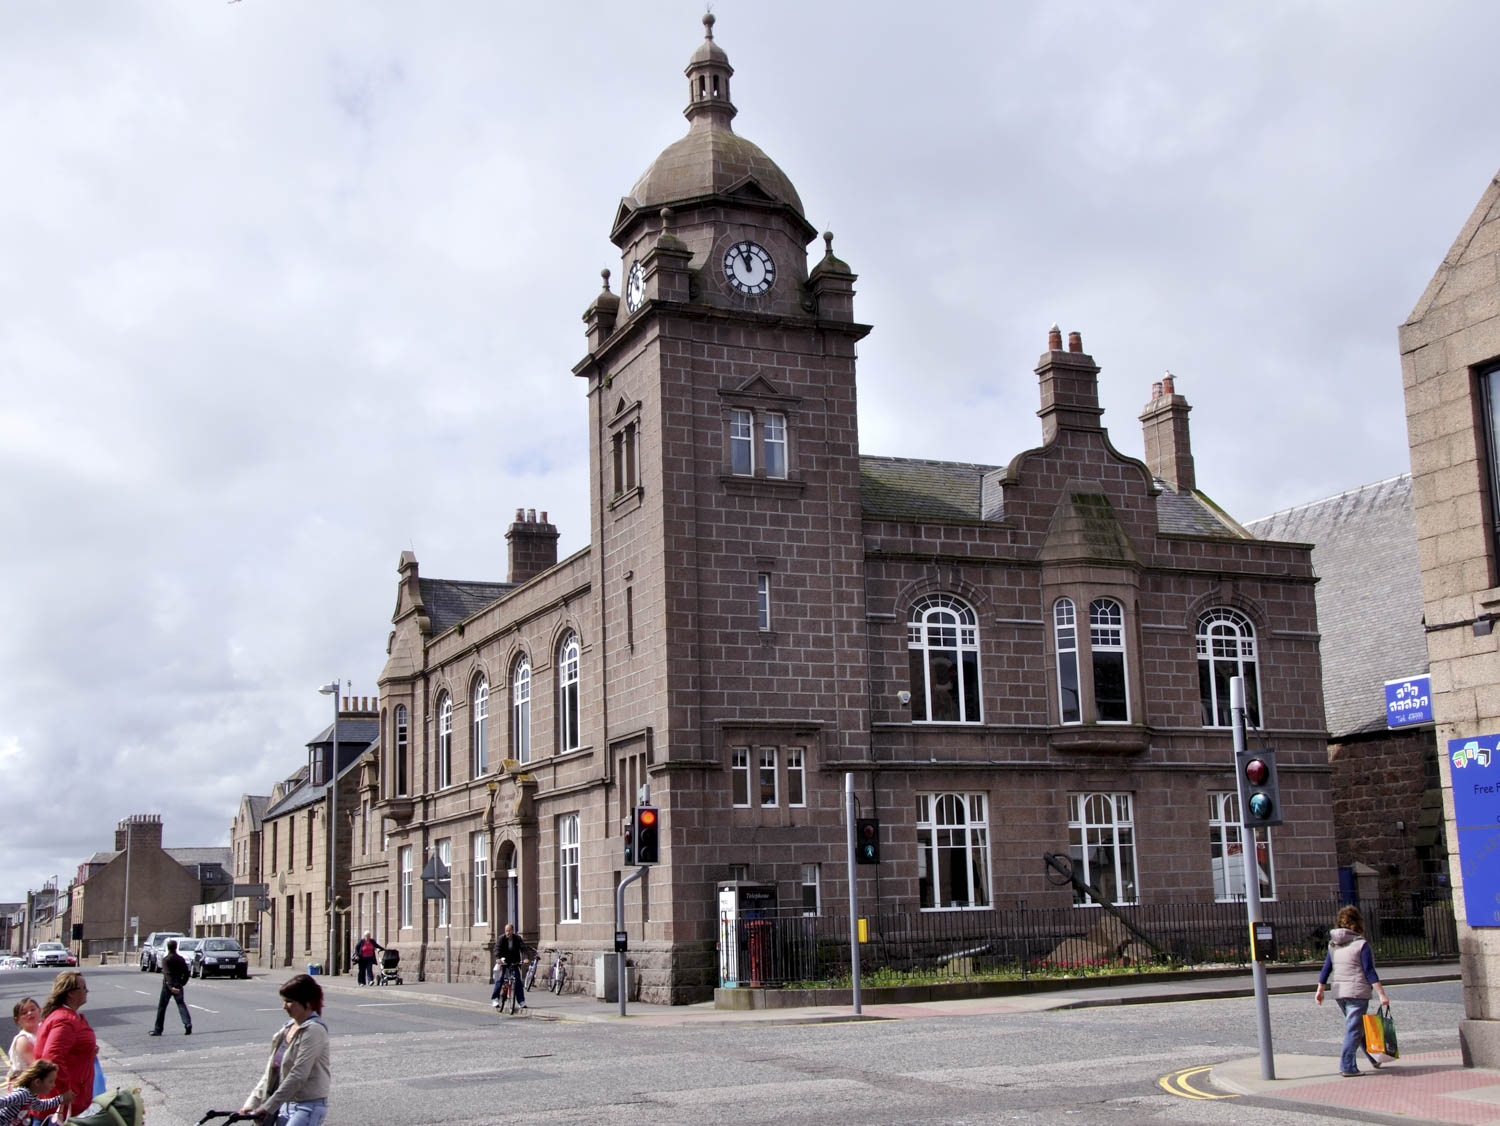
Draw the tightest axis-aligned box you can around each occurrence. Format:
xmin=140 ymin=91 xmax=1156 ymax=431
xmin=621 ymin=14 xmax=805 ymax=226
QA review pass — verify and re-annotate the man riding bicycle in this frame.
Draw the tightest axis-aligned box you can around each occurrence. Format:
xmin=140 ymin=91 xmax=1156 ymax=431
xmin=490 ymin=924 xmax=528 ymax=1011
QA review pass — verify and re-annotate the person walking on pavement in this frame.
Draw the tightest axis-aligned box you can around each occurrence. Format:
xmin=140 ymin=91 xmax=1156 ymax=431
xmin=354 ymin=932 xmax=384 ymax=987
xmin=490 ymin=924 xmax=527 ymax=1011
xmin=151 ymin=939 xmax=193 ymax=1036
xmin=32 ymin=972 xmax=95 ymax=1117
xmin=239 ymin=974 xmax=331 ymax=1126
xmin=1315 ymin=904 xmax=1391 ymax=1076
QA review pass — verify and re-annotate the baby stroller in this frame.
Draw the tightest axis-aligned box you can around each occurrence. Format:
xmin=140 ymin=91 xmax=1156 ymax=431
xmin=377 ymin=947 xmax=403 ymax=985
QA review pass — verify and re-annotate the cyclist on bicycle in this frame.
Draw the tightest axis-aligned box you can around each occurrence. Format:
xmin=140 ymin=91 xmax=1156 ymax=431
xmin=490 ymin=924 xmax=528 ymax=1011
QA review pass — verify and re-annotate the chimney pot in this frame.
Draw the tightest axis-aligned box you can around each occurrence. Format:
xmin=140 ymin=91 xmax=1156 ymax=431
xmin=1152 ymin=380 xmax=1163 ymax=399
xmin=1067 ymin=331 xmax=1083 ymax=353
xmin=528 ymin=508 xmax=537 ymax=523
xmin=1162 ymin=372 xmax=1175 ymax=395
xmin=541 ymin=511 xmax=548 ymax=524
xmin=515 ymin=508 xmax=524 ymax=522
xmin=1047 ymin=323 xmax=1063 ymax=351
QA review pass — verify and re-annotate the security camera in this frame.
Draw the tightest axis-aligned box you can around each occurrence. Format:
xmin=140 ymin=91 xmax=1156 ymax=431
xmin=897 ymin=690 xmax=912 ymax=705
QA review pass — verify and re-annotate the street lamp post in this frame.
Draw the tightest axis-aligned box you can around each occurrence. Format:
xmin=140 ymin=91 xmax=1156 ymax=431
xmin=319 ymin=681 xmax=340 ymax=975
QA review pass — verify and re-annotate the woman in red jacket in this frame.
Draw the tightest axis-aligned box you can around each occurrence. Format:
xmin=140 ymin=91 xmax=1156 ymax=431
xmin=33 ymin=971 xmax=97 ymax=1115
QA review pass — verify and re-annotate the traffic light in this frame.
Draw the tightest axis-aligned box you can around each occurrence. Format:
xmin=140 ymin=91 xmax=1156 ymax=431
xmin=1235 ymin=747 xmax=1283 ymax=828
xmin=634 ymin=805 xmax=660 ymax=865
xmin=623 ymin=817 xmax=634 ymax=866
xmin=855 ymin=818 xmax=880 ymax=864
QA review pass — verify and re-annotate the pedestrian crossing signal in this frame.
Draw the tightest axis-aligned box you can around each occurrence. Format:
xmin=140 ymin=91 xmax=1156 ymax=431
xmin=856 ymin=818 xmax=880 ymax=864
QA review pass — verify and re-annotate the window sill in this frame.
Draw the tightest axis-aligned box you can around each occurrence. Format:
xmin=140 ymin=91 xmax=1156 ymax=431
xmin=609 ymin=486 xmax=644 ymax=516
xmin=919 ymin=905 xmax=993 ymax=913
xmin=720 ymin=474 xmax=806 ymax=496
xmin=374 ymin=796 xmax=416 ymax=824
xmin=1048 ymin=727 xmax=1150 ymax=754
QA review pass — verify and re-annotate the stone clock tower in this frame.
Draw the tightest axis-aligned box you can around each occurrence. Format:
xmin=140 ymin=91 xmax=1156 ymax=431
xmin=573 ymin=14 xmax=873 ymax=996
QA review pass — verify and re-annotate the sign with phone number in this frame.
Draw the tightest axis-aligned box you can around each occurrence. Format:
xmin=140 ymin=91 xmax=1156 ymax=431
xmin=1449 ymin=734 xmax=1500 ymax=927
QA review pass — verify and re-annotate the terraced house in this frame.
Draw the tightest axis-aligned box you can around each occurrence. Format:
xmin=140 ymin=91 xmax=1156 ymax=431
xmin=351 ymin=16 xmax=1338 ymax=1002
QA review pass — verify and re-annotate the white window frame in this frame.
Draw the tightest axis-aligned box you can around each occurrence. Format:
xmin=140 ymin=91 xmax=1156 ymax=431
xmin=757 ymin=574 xmax=771 ymax=631
xmin=437 ymin=693 xmax=453 ymax=789
xmin=1067 ymin=792 xmax=1138 ymax=906
xmin=801 ymin=863 xmax=820 ymax=916
xmin=558 ymin=634 xmax=581 ymax=753
xmin=786 ymin=747 xmax=806 ymax=807
xmin=435 ymin=839 xmax=451 ymax=928
xmin=916 ymin=792 xmax=992 ymax=911
xmin=512 ymin=657 xmax=532 ymax=763
xmin=472 ymin=676 xmax=489 ymax=777
xmin=1088 ymin=598 xmax=1130 ymax=723
xmin=763 ymin=412 xmax=787 ymax=479
xmin=1209 ymin=792 xmax=1275 ymax=901
xmin=472 ymin=831 xmax=489 ymax=926
xmin=907 ymin=594 xmax=983 ymax=724
xmin=399 ymin=846 xmax=413 ymax=929
xmin=730 ymin=408 xmax=754 ymax=475
xmin=394 ymin=704 xmax=409 ymax=797
xmin=731 ymin=747 xmax=750 ymax=807
xmin=1197 ymin=608 xmax=1261 ymax=728
xmin=1054 ymin=598 xmax=1080 ymax=724
xmin=559 ymin=813 xmax=581 ymax=923
xmin=758 ymin=746 xmax=779 ymax=807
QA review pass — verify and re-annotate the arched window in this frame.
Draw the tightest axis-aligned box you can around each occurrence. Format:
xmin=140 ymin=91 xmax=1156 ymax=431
xmin=1054 ymin=599 xmax=1080 ymax=724
xmin=915 ymin=792 xmax=991 ymax=910
xmin=394 ymin=705 xmax=409 ymax=797
xmin=1068 ymin=792 xmax=1137 ymax=905
xmin=472 ymin=676 xmax=489 ymax=777
xmin=558 ymin=634 xmax=580 ymax=753
xmin=1197 ymin=608 xmax=1260 ymax=727
xmin=437 ymin=693 xmax=453 ymax=789
xmin=906 ymin=594 xmax=981 ymax=723
xmin=512 ymin=656 xmax=532 ymax=764
xmin=1089 ymin=598 xmax=1129 ymax=723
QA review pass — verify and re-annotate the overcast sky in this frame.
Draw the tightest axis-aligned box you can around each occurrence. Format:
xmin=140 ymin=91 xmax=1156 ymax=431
xmin=3 ymin=1 xmax=1498 ymax=905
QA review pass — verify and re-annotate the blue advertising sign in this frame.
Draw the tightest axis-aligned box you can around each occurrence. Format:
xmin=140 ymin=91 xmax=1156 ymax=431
xmin=1448 ymin=734 xmax=1500 ymax=927
xmin=1385 ymin=675 xmax=1433 ymax=728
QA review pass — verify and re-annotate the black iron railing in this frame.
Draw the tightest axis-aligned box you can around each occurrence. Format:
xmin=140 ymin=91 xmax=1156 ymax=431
xmin=717 ymin=894 xmax=1457 ymax=989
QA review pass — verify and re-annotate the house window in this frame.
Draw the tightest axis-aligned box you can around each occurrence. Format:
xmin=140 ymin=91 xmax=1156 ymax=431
xmin=559 ymin=813 xmax=581 ymax=923
xmin=558 ymin=634 xmax=581 ymax=753
xmin=394 ymin=704 xmax=409 ymax=797
xmin=1479 ymin=363 xmax=1500 ymax=571
xmin=801 ymin=864 xmax=820 ymax=916
xmin=1089 ymin=599 xmax=1129 ymax=722
xmin=907 ymin=594 xmax=982 ymax=723
xmin=435 ymin=839 xmax=451 ymax=928
xmin=786 ymin=747 xmax=806 ymax=807
xmin=269 ymin=822 xmax=277 ymax=874
xmin=916 ymin=793 xmax=991 ymax=910
xmin=731 ymin=747 xmax=750 ymax=807
xmin=361 ymin=800 xmax=369 ymax=857
xmin=472 ymin=676 xmax=489 ymax=777
xmin=730 ymin=408 xmax=755 ymax=475
xmin=1054 ymin=598 xmax=1081 ymax=724
xmin=437 ymin=693 xmax=453 ymax=788
xmin=1209 ymin=792 xmax=1275 ymax=901
xmin=512 ymin=657 xmax=532 ymax=763
xmin=472 ymin=831 xmax=489 ymax=926
xmin=306 ymin=811 xmax=314 ymax=868
xmin=399 ymin=846 xmax=413 ymax=928
xmin=759 ymin=747 xmax=779 ymax=806
xmin=1067 ymin=793 xmax=1137 ymax=906
xmin=756 ymin=574 xmax=771 ymax=630
xmin=611 ymin=421 xmax=639 ymax=496
xmin=1197 ymin=609 xmax=1261 ymax=727
xmin=763 ymin=412 xmax=787 ymax=479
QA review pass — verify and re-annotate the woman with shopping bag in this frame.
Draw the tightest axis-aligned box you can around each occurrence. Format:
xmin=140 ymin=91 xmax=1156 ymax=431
xmin=1314 ymin=905 xmax=1392 ymax=1077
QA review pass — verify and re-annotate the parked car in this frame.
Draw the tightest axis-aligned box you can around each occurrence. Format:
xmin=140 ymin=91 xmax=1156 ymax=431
xmin=29 ymin=943 xmax=73 ymax=968
xmin=192 ymin=937 xmax=249 ymax=979
xmin=1 ymin=955 xmax=27 ymax=969
xmin=139 ymin=931 xmax=185 ymax=973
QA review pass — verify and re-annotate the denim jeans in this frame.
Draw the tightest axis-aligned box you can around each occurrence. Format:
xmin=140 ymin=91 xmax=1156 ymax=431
xmin=276 ymin=1098 xmax=328 ymax=1126
xmin=1336 ymin=997 xmax=1372 ymax=1073
xmin=153 ymin=984 xmax=191 ymax=1032
xmin=490 ymin=964 xmax=525 ymax=1005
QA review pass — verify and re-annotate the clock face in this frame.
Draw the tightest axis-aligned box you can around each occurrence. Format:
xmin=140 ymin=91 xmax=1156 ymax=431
xmin=625 ymin=261 xmax=645 ymax=313
xmin=723 ymin=241 xmax=776 ymax=296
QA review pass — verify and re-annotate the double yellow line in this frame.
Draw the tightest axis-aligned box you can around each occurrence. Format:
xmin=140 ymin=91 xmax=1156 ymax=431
xmin=1159 ymin=1065 xmax=1237 ymax=1100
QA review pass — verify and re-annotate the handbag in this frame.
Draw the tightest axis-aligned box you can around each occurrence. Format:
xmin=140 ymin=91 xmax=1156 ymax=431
xmin=1362 ymin=1003 xmax=1399 ymax=1059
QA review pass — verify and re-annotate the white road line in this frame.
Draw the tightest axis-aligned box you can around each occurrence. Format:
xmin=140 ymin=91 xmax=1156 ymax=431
xmin=187 ymin=1003 xmax=218 ymax=1014
xmin=355 ymin=1002 xmax=419 ymax=1007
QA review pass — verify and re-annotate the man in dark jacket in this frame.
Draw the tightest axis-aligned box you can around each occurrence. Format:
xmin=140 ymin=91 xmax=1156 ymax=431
xmin=490 ymin=924 xmax=528 ymax=1010
xmin=150 ymin=939 xmax=192 ymax=1036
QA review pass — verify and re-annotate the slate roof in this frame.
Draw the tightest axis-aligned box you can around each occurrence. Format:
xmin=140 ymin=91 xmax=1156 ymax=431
xmin=243 ymin=795 xmax=269 ymax=829
xmin=419 ymin=578 xmax=515 ymax=634
xmin=165 ymin=848 xmax=232 ymax=866
xmin=1155 ymin=483 xmax=1250 ymax=538
xmin=1245 ymin=474 xmax=1426 ymax=739
xmin=264 ymin=738 xmax=376 ymax=818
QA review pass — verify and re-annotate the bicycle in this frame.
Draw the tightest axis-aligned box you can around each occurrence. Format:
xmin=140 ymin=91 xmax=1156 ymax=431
xmin=545 ymin=949 xmax=569 ymax=995
xmin=494 ymin=960 xmax=528 ymax=1015
xmin=523 ymin=952 xmax=541 ymax=992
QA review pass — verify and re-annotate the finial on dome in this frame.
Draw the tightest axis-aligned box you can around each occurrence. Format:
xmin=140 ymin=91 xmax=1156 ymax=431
xmin=823 ymin=231 xmax=834 ymax=254
xmin=703 ymin=10 xmax=715 ymax=38
xmin=601 ymin=268 xmax=612 ymax=292
xmin=660 ymin=207 xmax=674 ymax=228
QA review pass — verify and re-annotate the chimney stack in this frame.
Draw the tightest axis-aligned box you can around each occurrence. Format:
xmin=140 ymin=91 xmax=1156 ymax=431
xmin=1139 ymin=371 xmax=1196 ymax=492
xmin=1035 ymin=325 xmax=1104 ymax=443
xmin=507 ymin=508 xmax=561 ymax=585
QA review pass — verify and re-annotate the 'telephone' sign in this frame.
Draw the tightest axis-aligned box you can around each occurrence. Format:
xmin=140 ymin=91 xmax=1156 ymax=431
xmin=1448 ymin=734 xmax=1500 ymax=927
xmin=1385 ymin=675 xmax=1433 ymax=728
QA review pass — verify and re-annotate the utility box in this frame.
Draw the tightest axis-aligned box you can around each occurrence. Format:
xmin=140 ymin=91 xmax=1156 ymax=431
xmin=594 ymin=954 xmax=635 ymax=1002
xmin=717 ymin=882 xmax=777 ymax=988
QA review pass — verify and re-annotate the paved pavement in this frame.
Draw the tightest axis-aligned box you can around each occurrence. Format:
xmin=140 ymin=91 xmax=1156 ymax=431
xmin=316 ymin=962 xmax=1494 ymax=1124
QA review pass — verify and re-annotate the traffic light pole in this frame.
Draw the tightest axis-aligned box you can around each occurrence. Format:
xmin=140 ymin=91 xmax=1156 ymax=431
xmin=845 ymin=772 xmax=862 ymax=1016
xmin=1232 ymin=675 xmax=1275 ymax=1080
xmin=615 ymin=865 xmax=645 ymax=1017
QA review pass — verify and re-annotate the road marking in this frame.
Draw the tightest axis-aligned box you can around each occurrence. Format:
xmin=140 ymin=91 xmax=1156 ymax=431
xmin=356 ymin=1002 xmax=419 ymax=1007
xmin=187 ymin=1003 xmax=218 ymax=1014
xmin=1159 ymin=1065 xmax=1237 ymax=1100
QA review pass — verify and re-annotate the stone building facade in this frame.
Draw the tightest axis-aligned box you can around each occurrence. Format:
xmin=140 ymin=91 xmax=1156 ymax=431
xmin=355 ymin=16 xmax=1338 ymax=1002
xmin=229 ymin=794 xmax=268 ymax=952
xmin=1399 ymin=164 xmax=1500 ymax=1066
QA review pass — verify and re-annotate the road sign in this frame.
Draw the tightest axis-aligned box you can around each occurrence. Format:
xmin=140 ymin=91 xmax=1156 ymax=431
xmin=1449 ymin=734 xmax=1500 ymax=927
xmin=1385 ymin=675 xmax=1432 ymax=728
xmin=421 ymin=855 xmax=450 ymax=900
